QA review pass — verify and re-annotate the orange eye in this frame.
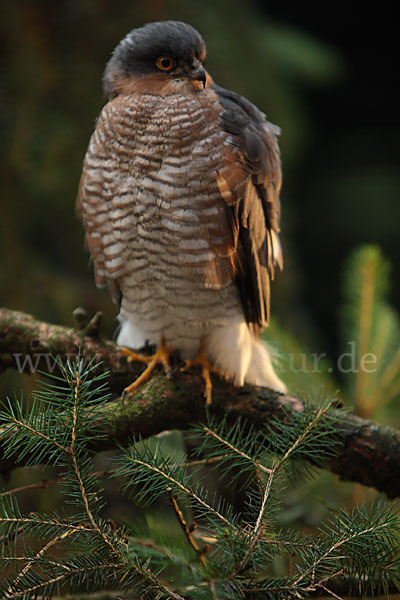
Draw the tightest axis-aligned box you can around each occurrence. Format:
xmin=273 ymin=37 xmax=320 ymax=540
xmin=156 ymin=56 xmax=175 ymax=71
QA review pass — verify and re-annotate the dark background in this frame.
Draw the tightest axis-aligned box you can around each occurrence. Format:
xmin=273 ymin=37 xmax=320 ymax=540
xmin=1 ymin=0 xmax=399 ymax=383
xmin=267 ymin=4 xmax=400 ymax=356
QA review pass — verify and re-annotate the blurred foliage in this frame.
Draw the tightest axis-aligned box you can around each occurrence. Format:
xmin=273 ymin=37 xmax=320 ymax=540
xmin=269 ymin=245 xmax=400 ymax=425
xmin=340 ymin=246 xmax=400 ymax=419
xmin=266 ymin=244 xmax=400 ymax=513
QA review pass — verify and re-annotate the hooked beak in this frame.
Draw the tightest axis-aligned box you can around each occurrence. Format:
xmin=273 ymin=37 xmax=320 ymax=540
xmin=191 ymin=66 xmax=207 ymax=88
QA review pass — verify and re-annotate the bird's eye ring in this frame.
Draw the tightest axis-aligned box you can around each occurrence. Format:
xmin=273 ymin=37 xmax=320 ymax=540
xmin=156 ymin=56 xmax=175 ymax=71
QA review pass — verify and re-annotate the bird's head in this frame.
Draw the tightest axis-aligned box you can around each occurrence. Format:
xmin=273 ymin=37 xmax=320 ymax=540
xmin=103 ymin=21 xmax=211 ymax=98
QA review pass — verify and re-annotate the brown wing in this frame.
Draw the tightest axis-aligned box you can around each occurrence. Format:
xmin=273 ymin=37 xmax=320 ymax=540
xmin=212 ymin=84 xmax=283 ymax=332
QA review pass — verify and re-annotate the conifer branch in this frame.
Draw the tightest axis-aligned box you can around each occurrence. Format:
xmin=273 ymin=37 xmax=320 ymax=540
xmin=1 ymin=308 xmax=400 ymax=498
xmin=120 ymin=453 xmax=232 ymax=528
xmin=6 ymin=529 xmax=77 ymax=596
xmin=201 ymin=425 xmax=272 ymax=475
xmin=0 ymin=516 xmax=94 ymax=533
xmin=67 ymin=369 xmax=119 ymax=558
xmin=167 ymin=488 xmax=208 ymax=567
xmin=0 ymin=469 xmax=115 ymax=498
xmin=5 ymin=416 xmax=69 ymax=455
xmin=0 ymin=354 xmax=399 ymax=600
xmin=2 ymin=564 xmax=121 ymax=600
xmin=47 ymin=581 xmax=400 ymax=599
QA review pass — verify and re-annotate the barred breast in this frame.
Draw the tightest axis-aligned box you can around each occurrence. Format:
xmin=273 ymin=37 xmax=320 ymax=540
xmin=79 ymin=89 xmax=244 ymax=360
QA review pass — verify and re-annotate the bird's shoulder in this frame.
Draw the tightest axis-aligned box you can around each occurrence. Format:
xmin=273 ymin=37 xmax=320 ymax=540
xmin=212 ymin=84 xmax=280 ymax=162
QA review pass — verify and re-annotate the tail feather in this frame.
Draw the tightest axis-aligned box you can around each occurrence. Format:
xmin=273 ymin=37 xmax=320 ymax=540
xmin=207 ymin=317 xmax=286 ymax=393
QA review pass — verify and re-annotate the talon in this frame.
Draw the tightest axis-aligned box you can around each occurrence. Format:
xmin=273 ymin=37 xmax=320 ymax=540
xmin=119 ymin=347 xmax=152 ymax=364
xmin=202 ymin=365 xmax=213 ymax=405
xmin=181 ymin=340 xmax=224 ymax=405
xmin=120 ymin=338 xmax=172 ymax=400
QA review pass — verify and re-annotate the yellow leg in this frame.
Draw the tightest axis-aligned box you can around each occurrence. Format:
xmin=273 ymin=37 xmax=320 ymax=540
xmin=120 ymin=347 xmax=153 ymax=364
xmin=120 ymin=338 xmax=171 ymax=397
xmin=181 ymin=340 xmax=225 ymax=405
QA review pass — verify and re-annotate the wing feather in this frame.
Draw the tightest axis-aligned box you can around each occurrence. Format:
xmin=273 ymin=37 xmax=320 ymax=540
xmin=212 ymin=84 xmax=283 ymax=332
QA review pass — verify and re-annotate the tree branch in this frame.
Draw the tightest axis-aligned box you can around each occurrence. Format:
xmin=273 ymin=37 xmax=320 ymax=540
xmin=1 ymin=308 xmax=400 ymax=498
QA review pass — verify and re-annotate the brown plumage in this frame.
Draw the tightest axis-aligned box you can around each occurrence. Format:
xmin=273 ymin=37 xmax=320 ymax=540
xmin=77 ymin=20 xmax=286 ymax=395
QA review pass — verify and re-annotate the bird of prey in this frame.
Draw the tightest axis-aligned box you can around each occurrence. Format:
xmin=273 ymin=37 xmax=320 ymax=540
xmin=77 ymin=20 xmax=286 ymax=402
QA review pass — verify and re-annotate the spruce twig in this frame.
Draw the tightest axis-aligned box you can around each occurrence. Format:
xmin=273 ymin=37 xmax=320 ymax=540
xmin=0 ymin=359 xmax=193 ymax=598
xmin=66 ymin=367 xmax=119 ymax=557
xmin=1 ymin=359 xmax=399 ymax=598
xmin=167 ymin=487 xmax=208 ymax=567
xmin=0 ymin=469 xmax=115 ymax=498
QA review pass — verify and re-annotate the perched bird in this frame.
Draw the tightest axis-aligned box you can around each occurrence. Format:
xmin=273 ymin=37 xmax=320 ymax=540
xmin=77 ymin=20 xmax=286 ymax=402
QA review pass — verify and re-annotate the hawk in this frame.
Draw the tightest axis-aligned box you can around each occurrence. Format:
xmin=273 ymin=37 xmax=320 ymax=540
xmin=77 ymin=20 xmax=286 ymax=402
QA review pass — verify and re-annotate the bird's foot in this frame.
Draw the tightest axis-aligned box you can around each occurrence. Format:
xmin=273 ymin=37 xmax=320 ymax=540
xmin=181 ymin=348 xmax=225 ymax=405
xmin=120 ymin=339 xmax=172 ymax=400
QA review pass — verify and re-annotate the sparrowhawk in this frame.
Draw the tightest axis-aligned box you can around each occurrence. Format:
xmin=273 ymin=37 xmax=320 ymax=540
xmin=77 ymin=20 xmax=286 ymax=401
